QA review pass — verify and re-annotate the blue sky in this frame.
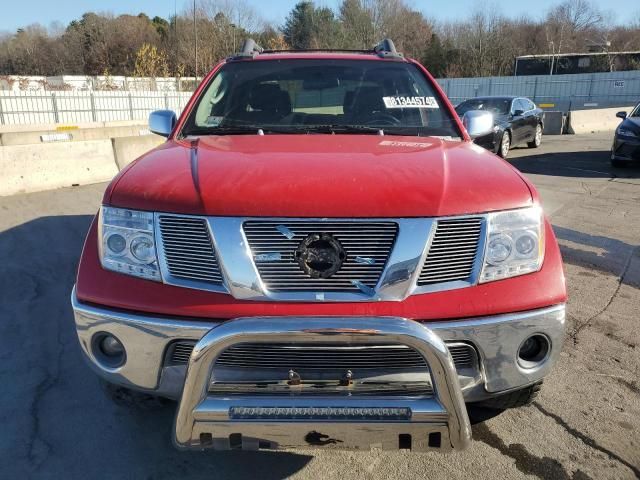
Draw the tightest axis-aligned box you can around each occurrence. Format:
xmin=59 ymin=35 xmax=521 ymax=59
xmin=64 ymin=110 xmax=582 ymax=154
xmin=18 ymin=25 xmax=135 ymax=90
xmin=0 ymin=0 xmax=633 ymax=32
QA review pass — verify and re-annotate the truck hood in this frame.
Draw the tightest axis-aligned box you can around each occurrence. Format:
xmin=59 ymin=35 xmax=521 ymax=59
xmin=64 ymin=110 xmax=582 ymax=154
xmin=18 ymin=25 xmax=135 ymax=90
xmin=107 ymin=135 xmax=533 ymax=217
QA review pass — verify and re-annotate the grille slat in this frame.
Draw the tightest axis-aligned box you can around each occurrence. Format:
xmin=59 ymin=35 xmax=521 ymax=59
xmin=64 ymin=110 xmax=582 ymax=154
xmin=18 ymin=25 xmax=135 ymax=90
xmin=418 ymin=218 xmax=483 ymax=286
xmin=219 ymin=343 xmax=427 ymax=370
xmin=159 ymin=215 xmax=223 ymax=284
xmin=168 ymin=341 xmax=478 ymax=371
xmin=244 ymin=221 xmax=398 ymax=293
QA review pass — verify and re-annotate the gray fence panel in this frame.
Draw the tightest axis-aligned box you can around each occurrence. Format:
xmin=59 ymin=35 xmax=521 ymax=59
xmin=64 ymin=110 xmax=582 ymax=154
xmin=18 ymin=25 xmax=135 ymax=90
xmin=438 ymin=70 xmax=640 ymax=112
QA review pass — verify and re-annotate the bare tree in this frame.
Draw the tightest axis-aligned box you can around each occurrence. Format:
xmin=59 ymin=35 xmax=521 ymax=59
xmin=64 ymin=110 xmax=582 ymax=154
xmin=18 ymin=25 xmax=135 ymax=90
xmin=544 ymin=0 xmax=603 ymax=61
xmin=0 ymin=0 xmax=638 ymax=79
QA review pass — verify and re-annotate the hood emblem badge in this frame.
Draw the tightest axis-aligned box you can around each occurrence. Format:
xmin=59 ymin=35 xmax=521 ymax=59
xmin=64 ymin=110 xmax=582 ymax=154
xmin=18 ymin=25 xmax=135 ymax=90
xmin=295 ymin=233 xmax=346 ymax=279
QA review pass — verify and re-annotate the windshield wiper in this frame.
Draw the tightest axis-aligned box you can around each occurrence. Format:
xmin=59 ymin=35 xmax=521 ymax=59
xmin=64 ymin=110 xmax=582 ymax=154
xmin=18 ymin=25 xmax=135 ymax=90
xmin=301 ymin=124 xmax=384 ymax=134
xmin=185 ymin=125 xmax=266 ymax=136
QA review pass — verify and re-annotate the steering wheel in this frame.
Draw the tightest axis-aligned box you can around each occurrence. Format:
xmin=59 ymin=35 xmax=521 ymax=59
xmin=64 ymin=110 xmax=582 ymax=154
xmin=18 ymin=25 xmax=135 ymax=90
xmin=362 ymin=113 xmax=402 ymax=126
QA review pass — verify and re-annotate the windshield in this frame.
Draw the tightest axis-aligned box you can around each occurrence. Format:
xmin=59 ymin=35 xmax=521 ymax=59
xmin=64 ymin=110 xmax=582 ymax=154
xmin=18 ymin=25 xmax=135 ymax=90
xmin=181 ymin=59 xmax=460 ymax=138
xmin=630 ymin=104 xmax=640 ymax=117
xmin=456 ymin=98 xmax=511 ymax=116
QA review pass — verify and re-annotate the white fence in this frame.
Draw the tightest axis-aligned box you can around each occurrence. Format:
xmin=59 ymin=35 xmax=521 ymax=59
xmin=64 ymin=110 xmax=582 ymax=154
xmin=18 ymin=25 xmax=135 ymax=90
xmin=0 ymin=75 xmax=199 ymax=92
xmin=0 ymin=91 xmax=194 ymax=125
xmin=3 ymin=69 xmax=640 ymax=126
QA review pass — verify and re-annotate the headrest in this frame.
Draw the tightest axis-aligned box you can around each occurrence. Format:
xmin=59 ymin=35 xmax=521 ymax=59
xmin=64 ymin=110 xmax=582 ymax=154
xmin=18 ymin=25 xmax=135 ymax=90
xmin=350 ymin=86 xmax=385 ymax=116
xmin=249 ymin=84 xmax=291 ymax=115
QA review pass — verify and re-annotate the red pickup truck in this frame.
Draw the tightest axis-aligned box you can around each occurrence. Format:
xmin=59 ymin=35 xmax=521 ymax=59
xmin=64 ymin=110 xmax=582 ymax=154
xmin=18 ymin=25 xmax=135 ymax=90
xmin=72 ymin=39 xmax=566 ymax=452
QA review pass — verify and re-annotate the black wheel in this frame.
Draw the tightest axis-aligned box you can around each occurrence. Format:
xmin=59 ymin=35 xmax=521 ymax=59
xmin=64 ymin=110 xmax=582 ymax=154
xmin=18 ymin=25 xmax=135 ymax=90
xmin=528 ymin=123 xmax=542 ymax=148
xmin=611 ymin=156 xmax=625 ymax=168
xmin=471 ymin=381 xmax=542 ymax=411
xmin=498 ymin=131 xmax=511 ymax=158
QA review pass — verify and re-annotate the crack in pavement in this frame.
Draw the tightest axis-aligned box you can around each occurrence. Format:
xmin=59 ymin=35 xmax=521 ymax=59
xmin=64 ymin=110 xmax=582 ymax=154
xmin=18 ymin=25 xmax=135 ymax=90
xmin=26 ymin=300 xmax=66 ymax=471
xmin=546 ymin=166 xmax=638 ymax=348
xmin=532 ymin=402 xmax=640 ymax=479
xmin=473 ymin=422 xmax=593 ymax=480
xmin=568 ymin=246 xmax=637 ymax=346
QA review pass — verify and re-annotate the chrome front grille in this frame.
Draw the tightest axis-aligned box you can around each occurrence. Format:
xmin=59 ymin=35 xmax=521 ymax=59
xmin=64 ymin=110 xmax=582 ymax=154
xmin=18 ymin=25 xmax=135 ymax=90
xmin=243 ymin=221 xmax=398 ymax=292
xmin=418 ymin=217 xmax=483 ymax=285
xmin=168 ymin=340 xmax=478 ymax=371
xmin=154 ymin=215 xmax=487 ymax=297
xmin=216 ymin=343 xmax=427 ymax=370
xmin=158 ymin=215 xmax=223 ymax=284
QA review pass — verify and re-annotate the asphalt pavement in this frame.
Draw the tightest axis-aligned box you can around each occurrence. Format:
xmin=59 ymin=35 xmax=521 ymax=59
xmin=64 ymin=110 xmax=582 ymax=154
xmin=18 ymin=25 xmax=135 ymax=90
xmin=0 ymin=132 xmax=638 ymax=479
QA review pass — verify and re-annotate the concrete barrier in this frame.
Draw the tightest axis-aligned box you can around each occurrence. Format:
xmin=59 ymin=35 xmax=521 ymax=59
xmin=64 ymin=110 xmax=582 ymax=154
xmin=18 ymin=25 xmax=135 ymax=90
xmin=0 ymin=124 xmax=152 ymax=146
xmin=0 ymin=120 xmax=148 ymax=134
xmin=0 ymin=140 xmax=119 ymax=196
xmin=568 ymin=106 xmax=632 ymax=134
xmin=542 ymin=111 xmax=565 ymax=135
xmin=112 ymin=135 xmax=165 ymax=170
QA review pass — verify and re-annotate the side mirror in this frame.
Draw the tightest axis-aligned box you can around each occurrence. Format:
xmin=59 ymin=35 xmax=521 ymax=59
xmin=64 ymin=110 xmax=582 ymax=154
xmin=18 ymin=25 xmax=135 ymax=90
xmin=616 ymin=111 xmax=627 ymax=119
xmin=462 ymin=110 xmax=494 ymax=139
xmin=149 ymin=110 xmax=177 ymax=137
xmin=512 ymin=109 xmax=525 ymax=117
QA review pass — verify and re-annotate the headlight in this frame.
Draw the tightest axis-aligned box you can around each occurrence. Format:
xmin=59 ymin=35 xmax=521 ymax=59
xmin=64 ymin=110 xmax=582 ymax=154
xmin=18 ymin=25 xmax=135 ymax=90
xmin=480 ymin=206 xmax=544 ymax=283
xmin=617 ymin=128 xmax=637 ymax=138
xmin=98 ymin=206 xmax=161 ymax=281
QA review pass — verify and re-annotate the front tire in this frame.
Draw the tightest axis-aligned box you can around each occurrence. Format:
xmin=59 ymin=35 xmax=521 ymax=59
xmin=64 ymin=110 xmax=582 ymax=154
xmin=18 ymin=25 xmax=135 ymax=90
xmin=611 ymin=158 xmax=626 ymax=168
xmin=528 ymin=124 xmax=542 ymax=148
xmin=498 ymin=131 xmax=511 ymax=158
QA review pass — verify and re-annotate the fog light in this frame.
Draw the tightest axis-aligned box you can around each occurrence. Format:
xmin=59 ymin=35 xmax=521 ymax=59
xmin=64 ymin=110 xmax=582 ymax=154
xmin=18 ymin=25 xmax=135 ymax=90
xmin=518 ymin=334 xmax=549 ymax=368
xmin=93 ymin=333 xmax=126 ymax=367
xmin=100 ymin=335 xmax=124 ymax=357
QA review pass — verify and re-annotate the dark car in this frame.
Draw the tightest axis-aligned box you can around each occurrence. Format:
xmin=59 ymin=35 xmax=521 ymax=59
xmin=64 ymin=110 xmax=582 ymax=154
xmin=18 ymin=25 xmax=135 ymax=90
xmin=611 ymin=103 xmax=640 ymax=167
xmin=455 ymin=96 xmax=544 ymax=158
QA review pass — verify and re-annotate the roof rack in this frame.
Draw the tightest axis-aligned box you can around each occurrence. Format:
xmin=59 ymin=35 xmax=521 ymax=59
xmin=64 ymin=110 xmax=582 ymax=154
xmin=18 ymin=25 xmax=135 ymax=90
xmin=230 ymin=39 xmax=264 ymax=59
xmin=229 ymin=38 xmax=403 ymax=60
xmin=373 ymin=39 xmax=403 ymax=59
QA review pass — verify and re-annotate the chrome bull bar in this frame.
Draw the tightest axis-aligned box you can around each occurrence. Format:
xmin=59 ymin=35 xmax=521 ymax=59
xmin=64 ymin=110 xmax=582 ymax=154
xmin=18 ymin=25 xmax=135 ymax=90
xmin=174 ymin=317 xmax=472 ymax=452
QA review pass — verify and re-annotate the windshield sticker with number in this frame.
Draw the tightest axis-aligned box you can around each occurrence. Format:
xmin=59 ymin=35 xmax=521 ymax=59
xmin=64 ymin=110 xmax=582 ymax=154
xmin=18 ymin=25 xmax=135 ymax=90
xmin=382 ymin=96 xmax=439 ymax=109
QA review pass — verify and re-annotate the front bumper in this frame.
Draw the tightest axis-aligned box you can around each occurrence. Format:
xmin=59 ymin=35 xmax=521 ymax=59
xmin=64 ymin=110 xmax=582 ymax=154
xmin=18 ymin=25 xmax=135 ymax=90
xmin=612 ymin=135 xmax=640 ymax=162
xmin=72 ymin=287 xmax=565 ymax=451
